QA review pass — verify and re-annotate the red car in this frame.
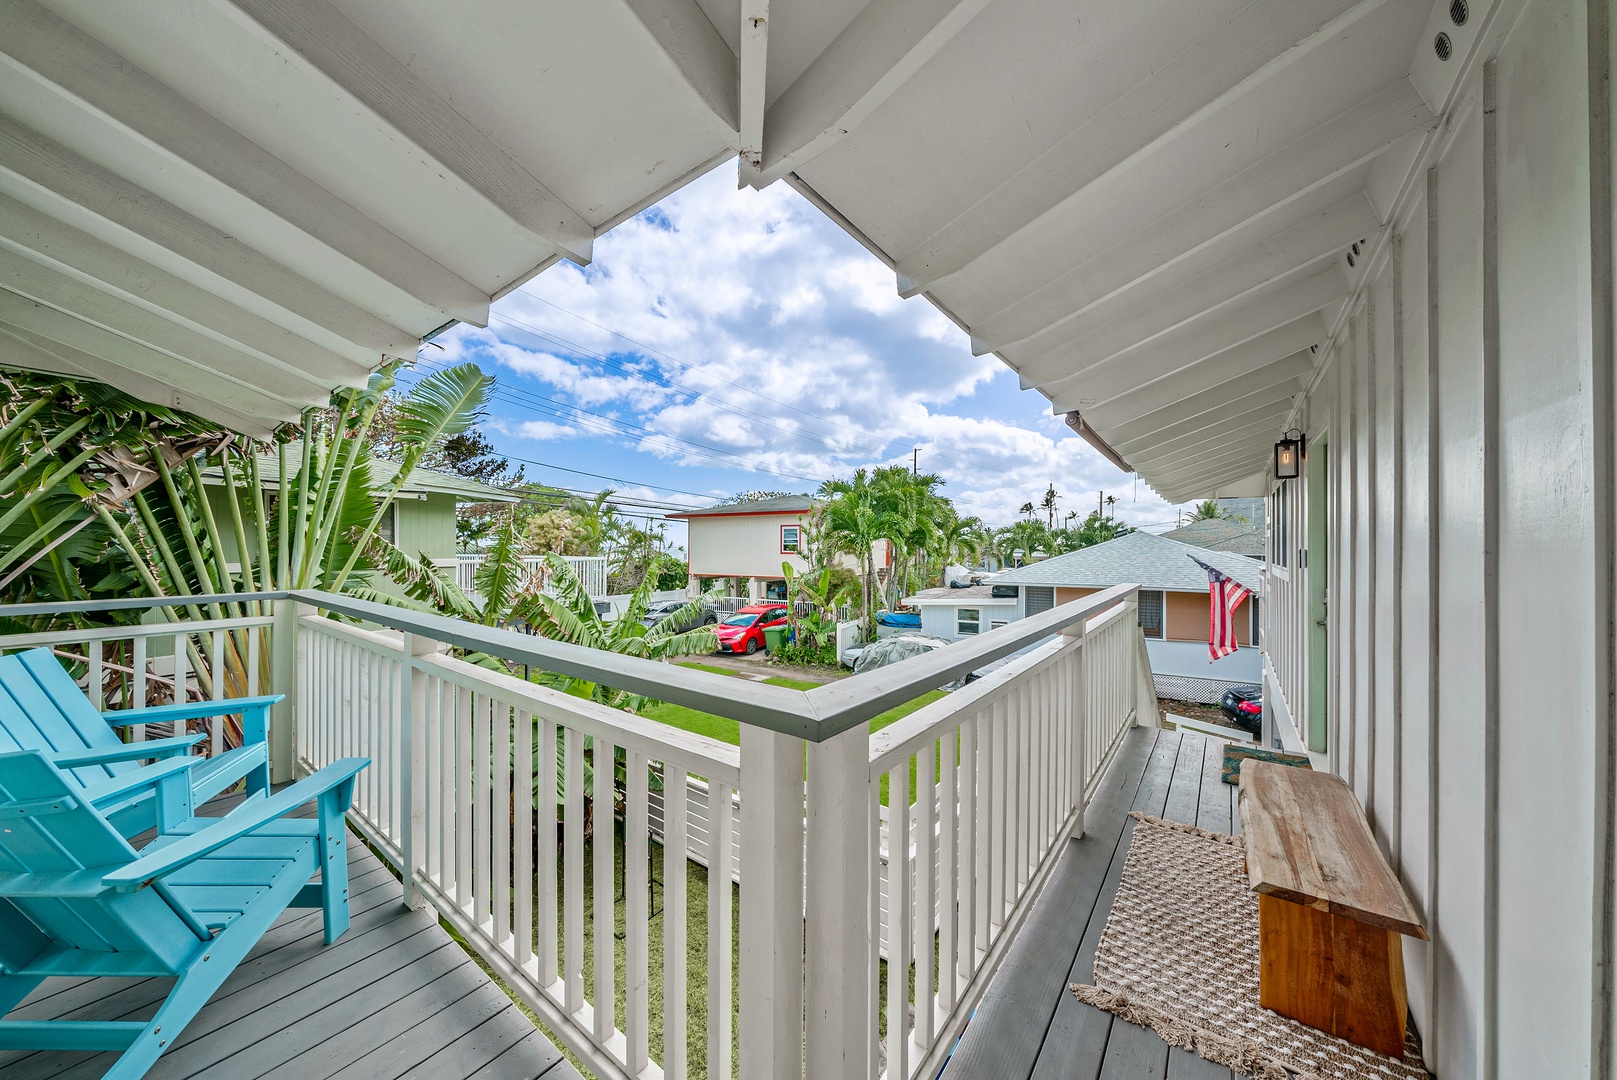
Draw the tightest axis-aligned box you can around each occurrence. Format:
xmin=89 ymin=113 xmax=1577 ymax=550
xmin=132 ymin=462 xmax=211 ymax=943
xmin=714 ymin=605 xmax=788 ymax=655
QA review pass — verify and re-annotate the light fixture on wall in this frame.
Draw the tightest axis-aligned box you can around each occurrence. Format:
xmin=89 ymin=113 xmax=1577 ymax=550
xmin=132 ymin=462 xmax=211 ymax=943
xmin=1274 ymin=430 xmax=1304 ymax=480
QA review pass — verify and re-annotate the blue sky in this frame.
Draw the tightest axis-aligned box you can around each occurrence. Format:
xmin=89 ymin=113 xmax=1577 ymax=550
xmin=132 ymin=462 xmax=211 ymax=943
xmin=417 ymin=162 xmax=1186 ymax=546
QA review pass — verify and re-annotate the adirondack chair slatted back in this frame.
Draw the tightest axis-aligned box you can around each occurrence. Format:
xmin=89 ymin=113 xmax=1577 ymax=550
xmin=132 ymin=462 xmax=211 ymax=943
xmin=0 ymin=751 xmax=200 ymax=973
xmin=0 ymin=649 xmax=129 ymax=787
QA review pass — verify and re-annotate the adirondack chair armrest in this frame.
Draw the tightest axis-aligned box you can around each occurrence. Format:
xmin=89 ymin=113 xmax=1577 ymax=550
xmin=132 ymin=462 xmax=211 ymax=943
xmin=51 ymin=734 xmax=206 ymax=768
xmin=102 ymin=695 xmax=283 ymax=740
xmin=79 ymin=757 xmax=199 ymax=809
xmin=103 ymin=757 xmax=369 ymax=892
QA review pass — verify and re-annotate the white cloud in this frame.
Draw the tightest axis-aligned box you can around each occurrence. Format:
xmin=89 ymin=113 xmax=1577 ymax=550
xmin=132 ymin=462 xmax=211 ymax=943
xmin=439 ymin=163 xmax=1185 ymax=529
xmin=515 ymin=419 xmax=576 ymax=441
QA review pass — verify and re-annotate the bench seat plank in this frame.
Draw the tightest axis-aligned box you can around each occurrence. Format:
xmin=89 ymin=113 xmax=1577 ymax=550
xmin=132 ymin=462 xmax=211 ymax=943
xmin=1238 ymin=762 xmax=1427 ymax=939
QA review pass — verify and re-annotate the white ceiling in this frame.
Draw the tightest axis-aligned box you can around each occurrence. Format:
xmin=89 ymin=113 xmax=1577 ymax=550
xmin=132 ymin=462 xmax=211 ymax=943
xmin=0 ymin=0 xmax=1487 ymax=495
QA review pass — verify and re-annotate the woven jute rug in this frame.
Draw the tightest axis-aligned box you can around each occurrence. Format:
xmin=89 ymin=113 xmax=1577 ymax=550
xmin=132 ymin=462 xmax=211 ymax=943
xmin=1070 ymin=813 xmax=1430 ymax=1080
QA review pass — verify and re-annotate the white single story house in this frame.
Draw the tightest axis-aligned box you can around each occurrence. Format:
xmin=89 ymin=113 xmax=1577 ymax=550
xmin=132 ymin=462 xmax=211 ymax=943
xmin=904 ymin=584 xmax=1023 ymax=641
xmin=990 ymin=531 xmax=1264 ymax=700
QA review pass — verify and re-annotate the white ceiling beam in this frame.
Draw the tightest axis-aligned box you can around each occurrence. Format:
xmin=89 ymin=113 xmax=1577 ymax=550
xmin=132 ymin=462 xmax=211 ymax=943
xmin=619 ymin=0 xmax=740 ymax=131
xmin=893 ymin=0 xmax=1392 ymax=296
xmin=736 ymin=0 xmax=770 ymax=184
xmin=980 ymin=193 xmax=1379 ymax=358
xmin=1049 ymin=320 xmax=1322 ymax=415
xmin=1111 ymin=382 xmax=1303 ymax=456
xmin=0 ymin=0 xmax=489 ymax=327
xmin=1158 ymin=471 xmax=1272 ymax=504
xmin=1149 ymin=450 xmax=1279 ymax=498
xmin=750 ymin=0 xmax=993 ymax=186
xmin=0 ymin=191 xmax=366 ymax=382
xmin=1033 ymin=270 xmax=1342 ymax=397
xmin=0 ymin=323 xmax=276 ymax=435
xmin=1122 ymin=401 xmax=1294 ymax=464
xmin=0 ymin=112 xmax=416 ymax=357
xmin=0 ymin=246 xmax=334 ymax=403
xmin=1077 ymin=347 xmax=1317 ymax=429
xmin=969 ymin=79 xmax=1433 ymax=341
xmin=221 ymin=0 xmax=593 ymax=264
xmin=1103 ymin=356 xmax=1312 ymax=443
xmin=0 ymin=293 xmax=320 ymax=418
xmin=1142 ymin=434 xmax=1283 ymax=489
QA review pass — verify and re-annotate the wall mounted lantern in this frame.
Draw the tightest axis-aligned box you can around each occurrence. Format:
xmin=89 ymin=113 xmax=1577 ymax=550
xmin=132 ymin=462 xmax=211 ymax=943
xmin=1274 ymin=430 xmax=1304 ymax=480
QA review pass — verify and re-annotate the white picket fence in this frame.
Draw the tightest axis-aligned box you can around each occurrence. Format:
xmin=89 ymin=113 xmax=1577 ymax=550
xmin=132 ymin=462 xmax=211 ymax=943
xmin=454 ymin=553 xmax=609 ymax=600
xmin=0 ymin=582 xmax=1148 ymax=1080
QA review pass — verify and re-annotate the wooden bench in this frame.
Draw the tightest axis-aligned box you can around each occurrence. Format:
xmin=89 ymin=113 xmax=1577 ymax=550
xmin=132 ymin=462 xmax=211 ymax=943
xmin=1238 ymin=761 xmax=1428 ymax=1058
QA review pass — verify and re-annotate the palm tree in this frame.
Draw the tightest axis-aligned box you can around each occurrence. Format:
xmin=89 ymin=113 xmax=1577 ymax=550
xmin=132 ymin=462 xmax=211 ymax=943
xmin=1019 ymin=501 xmax=1035 ymax=521
xmin=1105 ymin=494 xmax=1118 ymax=518
xmin=819 ymin=469 xmax=897 ymax=639
xmin=1040 ymin=484 xmax=1059 ymax=528
xmin=938 ymin=513 xmax=986 ymax=583
xmin=1188 ymin=498 xmax=1228 ymax=522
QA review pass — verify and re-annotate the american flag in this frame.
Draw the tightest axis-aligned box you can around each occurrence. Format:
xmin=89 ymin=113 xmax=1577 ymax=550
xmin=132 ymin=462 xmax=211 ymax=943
xmin=1189 ymin=556 xmax=1251 ymax=660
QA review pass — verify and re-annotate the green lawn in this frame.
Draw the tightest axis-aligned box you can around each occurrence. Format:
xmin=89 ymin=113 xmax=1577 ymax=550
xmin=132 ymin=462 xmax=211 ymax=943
xmin=644 ymin=667 xmax=946 ymax=807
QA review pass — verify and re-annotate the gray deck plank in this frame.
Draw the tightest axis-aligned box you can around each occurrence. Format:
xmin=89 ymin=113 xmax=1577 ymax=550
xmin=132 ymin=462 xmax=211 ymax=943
xmin=1167 ymin=1045 xmax=1235 ymax=1078
xmin=7 ymin=788 xmax=563 ymax=1080
xmin=1096 ymin=1019 xmax=1169 ymax=1079
xmin=1195 ymin=734 xmax=1231 ymax=833
xmin=1160 ymin=732 xmax=1206 ymax=825
xmin=944 ymin=727 xmax=1162 ymax=1079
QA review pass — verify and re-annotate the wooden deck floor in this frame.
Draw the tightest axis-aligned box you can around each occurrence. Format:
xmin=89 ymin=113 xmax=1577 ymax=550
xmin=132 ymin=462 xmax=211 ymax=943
xmin=2 ymin=790 xmax=579 ymax=1080
xmin=944 ymin=726 xmax=1242 ymax=1080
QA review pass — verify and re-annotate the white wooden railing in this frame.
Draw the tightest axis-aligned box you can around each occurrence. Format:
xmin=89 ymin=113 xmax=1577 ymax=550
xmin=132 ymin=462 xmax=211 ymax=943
xmin=455 ymin=553 xmax=610 ymax=600
xmin=0 ymin=582 xmax=1148 ymax=1080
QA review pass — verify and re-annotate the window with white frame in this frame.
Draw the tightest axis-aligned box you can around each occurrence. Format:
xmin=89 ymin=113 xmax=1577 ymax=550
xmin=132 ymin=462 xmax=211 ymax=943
xmin=958 ymin=608 xmax=981 ymax=635
xmin=780 ymin=524 xmax=801 ymax=554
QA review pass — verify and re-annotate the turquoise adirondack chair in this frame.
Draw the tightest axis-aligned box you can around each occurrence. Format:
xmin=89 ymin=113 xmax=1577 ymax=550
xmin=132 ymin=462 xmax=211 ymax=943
xmin=0 ymin=748 xmax=368 ymax=1080
xmin=0 ymin=647 xmax=278 ymax=837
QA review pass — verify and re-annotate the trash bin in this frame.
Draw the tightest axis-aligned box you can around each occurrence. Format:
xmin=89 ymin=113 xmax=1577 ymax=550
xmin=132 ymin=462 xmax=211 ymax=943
xmin=763 ymin=627 xmax=785 ymax=652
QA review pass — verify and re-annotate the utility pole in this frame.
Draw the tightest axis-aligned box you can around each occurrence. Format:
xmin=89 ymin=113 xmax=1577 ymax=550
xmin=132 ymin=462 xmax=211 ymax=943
xmin=1098 ymin=490 xmax=1104 ymax=516
xmin=912 ymin=447 xmax=919 ymax=476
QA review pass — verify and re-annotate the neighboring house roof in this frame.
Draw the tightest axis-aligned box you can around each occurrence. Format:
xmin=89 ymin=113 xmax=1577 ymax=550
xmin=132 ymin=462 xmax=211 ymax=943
xmin=202 ymin=450 xmax=518 ymax=503
xmin=1162 ymin=518 xmax=1267 ymax=558
xmin=989 ymin=531 xmax=1263 ymax=593
xmin=1216 ymin=497 xmax=1266 ymax=525
xmin=906 ymin=585 xmax=1019 ymax=606
xmin=666 ymin=495 xmax=819 ymax=519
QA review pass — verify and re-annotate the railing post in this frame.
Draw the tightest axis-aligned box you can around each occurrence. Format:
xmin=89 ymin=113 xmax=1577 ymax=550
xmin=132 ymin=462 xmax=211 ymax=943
xmin=739 ymin=724 xmax=806 ymax=1079
xmin=1064 ymin=618 xmax=1088 ymax=841
xmin=269 ymin=597 xmax=309 ymax=784
xmin=400 ymin=632 xmax=437 ymax=911
xmin=804 ymin=721 xmax=871 ymax=1080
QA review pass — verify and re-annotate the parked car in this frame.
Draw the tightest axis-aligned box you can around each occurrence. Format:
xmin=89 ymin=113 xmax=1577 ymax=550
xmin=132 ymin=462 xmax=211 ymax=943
xmin=714 ymin=605 xmax=788 ymax=655
xmin=641 ymin=600 xmax=717 ymax=633
xmin=1220 ymin=684 xmax=1263 ymax=736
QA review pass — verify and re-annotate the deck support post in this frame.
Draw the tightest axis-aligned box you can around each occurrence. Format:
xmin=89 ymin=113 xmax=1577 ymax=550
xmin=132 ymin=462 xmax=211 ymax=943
xmin=269 ymin=597 xmax=310 ymax=784
xmin=804 ymin=721 xmax=872 ymax=1080
xmin=739 ymin=724 xmax=806 ymax=1078
xmin=399 ymin=632 xmax=438 ymax=912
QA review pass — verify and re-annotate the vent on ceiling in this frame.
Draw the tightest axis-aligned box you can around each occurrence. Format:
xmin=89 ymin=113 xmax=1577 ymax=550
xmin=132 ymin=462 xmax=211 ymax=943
xmin=1450 ymin=0 xmax=1469 ymax=26
xmin=1435 ymin=32 xmax=1453 ymax=60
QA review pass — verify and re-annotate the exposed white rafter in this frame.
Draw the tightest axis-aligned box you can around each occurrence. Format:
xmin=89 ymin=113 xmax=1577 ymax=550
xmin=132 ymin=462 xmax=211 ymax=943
xmin=984 ymin=195 xmax=1379 ymax=360
xmin=620 ymin=0 xmax=741 ymax=132
xmin=220 ymin=0 xmax=594 ymax=264
xmin=1033 ymin=270 xmax=1343 ymax=397
xmin=0 ymin=112 xmax=416 ymax=357
xmin=1049 ymin=317 xmax=1324 ymax=416
xmin=1111 ymin=383 xmax=1303 ymax=456
xmin=737 ymin=0 xmax=770 ymax=183
xmin=1104 ymin=359 xmax=1309 ymax=444
xmin=0 ymin=0 xmax=490 ymax=328
xmin=893 ymin=0 xmax=1394 ymax=296
xmin=751 ymin=0 xmax=993 ymax=185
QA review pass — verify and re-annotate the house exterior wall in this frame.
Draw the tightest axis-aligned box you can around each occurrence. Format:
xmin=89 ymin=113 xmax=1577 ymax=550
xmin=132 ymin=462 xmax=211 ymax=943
xmin=916 ymin=602 xmax=1018 ymax=641
xmin=1258 ymin=4 xmax=1613 ymax=1073
xmin=203 ymin=487 xmax=462 ymax=568
xmin=1056 ymin=585 xmax=1251 ymax=645
xmin=684 ymin=513 xmax=812 ymax=579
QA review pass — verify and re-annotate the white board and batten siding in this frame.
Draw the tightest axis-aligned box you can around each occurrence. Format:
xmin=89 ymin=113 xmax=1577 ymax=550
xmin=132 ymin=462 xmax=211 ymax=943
xmin=1260 ymin=4 xmax=1617 ymax=1075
